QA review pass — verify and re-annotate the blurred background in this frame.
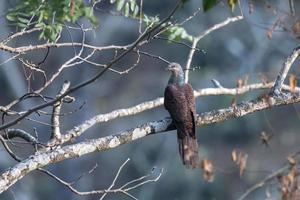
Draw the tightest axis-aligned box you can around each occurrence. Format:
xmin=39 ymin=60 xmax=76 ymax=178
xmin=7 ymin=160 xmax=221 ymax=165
xmin=1 ymin=0 xmax=300 ymax=199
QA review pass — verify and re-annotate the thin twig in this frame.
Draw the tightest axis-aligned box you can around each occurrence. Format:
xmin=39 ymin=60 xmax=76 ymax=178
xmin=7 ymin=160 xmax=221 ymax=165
xmin=50 ymin=81 xmax=71 ymax=141
xmin=185 ymin=15 xmax=243 ymax=82
xmin=237 ymin=165 xmax=289 ymax=200
xmin=2 ymin=129 xmax=37 ymax=144
xmin=36 ymin=158 xmax=160 ymax=200
xmin=271 ymin=46 xmax=300 ymax=95
xmin=99 ymin=158 xmax=130 ymax=200
xmin=1 ymin=28 xmax=42 ymax=44
xmin=289 ymin=0 xmax=295 ymax=16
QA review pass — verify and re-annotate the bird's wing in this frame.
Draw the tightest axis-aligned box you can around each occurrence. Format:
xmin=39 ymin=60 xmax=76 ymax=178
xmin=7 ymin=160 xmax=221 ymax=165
xmin=182 ymin=83 xmax=197 ymax=135
xmin=164 ymin=85 xmax=188 ymax=123
xmin=183 ymin=83 xmax=196 ymax=117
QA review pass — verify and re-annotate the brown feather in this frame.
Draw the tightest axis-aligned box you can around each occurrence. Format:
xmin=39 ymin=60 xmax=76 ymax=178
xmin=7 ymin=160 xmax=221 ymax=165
xmin=164 ymin=83 xmax=199 ymax=168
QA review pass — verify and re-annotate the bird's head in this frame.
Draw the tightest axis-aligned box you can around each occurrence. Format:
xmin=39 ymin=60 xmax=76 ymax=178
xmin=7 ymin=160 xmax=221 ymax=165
xmin=165 ymin=63 xmax=183 ymax=75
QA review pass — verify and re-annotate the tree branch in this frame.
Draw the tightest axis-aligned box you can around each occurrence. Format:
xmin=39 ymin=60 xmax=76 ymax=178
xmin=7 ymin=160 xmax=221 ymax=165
xmin=184 ymin=15 xmax=244 ymax=82
xmin=1 ymin=90 xmax=300 ymax=193
xmin=50 ymin=81 xmax=71 ymax=141
xmin=54 ymin=81 xmax=299 ymax=146
xmin=1 ymin=129 xmax=37 ymax=144
xmin=271 ymin=46 xmax=300 ymax=95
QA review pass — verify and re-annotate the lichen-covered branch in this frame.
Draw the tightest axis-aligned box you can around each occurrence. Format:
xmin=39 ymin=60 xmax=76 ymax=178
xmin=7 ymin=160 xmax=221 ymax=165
xmin=55 ymin=82 xmax=298 ymax=145
xmin=1 ymin=90 xmax=300 ymax=193
xmin=50 ymin=81 xmax=71 ymax=141
xmin=1 ymin=129 xmax=37 ymax=144
xmin=271 ymin=46 xmax=300 ymax=95
xmin=0 ymin=43 xmax=127 ymax=54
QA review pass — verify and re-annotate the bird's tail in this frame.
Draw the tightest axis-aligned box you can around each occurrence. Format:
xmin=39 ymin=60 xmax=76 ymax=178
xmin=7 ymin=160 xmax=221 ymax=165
xmin=178 ymin=134 xmax=199 ymax=168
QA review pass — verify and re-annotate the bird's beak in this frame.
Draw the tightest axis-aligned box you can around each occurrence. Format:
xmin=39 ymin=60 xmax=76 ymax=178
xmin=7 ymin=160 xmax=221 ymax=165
xmin=165 ymin=66 xmax=172 ymax=71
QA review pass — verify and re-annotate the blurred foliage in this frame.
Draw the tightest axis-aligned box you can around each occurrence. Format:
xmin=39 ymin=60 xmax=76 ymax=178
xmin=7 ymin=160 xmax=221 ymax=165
xmin=5 ymin=0 xmax=243 ymax=46
xmin=113 ymin=0 xmax=194 ymax=42
xmin=112 ymin=0 xmax=139 ymax=17
xmin=203 ymin=0 xmax=238 ymax=12
xmin=6 ymin=0 xmax=194 ymax=43
xmin=227 ymin=0 xmax=238 ymax=11
xmin=6 ymin=0 xmax=98 ymax=41
xmin=203 ymin=0 xmax=218 ymax=12
xmin=165 ymin=25 xmax=193 ymax=42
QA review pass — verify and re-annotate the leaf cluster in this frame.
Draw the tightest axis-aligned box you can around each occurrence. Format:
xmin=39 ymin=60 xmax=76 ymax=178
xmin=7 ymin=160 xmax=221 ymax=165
xmin=203 ymin=0 xmax=238 ymax=12
xmin=7 ymin=0 xmax=98 ymax=41
xmin=6 ymin=0 xmax=195 ymax=43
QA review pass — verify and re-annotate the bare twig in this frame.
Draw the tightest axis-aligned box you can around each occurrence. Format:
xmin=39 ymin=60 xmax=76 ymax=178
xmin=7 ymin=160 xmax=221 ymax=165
xmin=0 ymin=53 xmax=20 ymax=66
xmin=1 ymin=27 xmax=43 ymax=44
xmin=237 ymin=165 xmax=289 ymax=200
xmin=139 ymin=0 xmax=143 ymax=34
xmin=36 ymin=158 xmax=161 ymax=200
xmin=2 ymin=129 xmax=37 ymax=144
xmin=0 ymin=43 xmax=127 ymax=54
xmin=289 ymin=0 xmax=295 ymax=16
xmin=155 ymin=36 xmax=202 ymax=52
xmin=34 ymin=28 xmax=86 ymax=93
xmin=138 ymin=50 xmax=170 ymax=64
xmin=271 ymin=46 xmax=300 ymax=95
xmin=50 ymin=81 xmax=71 ymax=141
xmin=0 ymin=135 xmax=22 ymax=162
xmin=99 ymin=158 xmax=130 ymax=200
xmin=184 ymin=15 xmax=243 ymax=82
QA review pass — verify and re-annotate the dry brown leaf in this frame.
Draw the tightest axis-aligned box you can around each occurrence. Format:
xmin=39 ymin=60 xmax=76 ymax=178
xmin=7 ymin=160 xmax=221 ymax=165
xmin=231 ymin=149 xmax=238 ymax=162
xmin=231 ymin=149 xmax=248 ymax=177
xmin=248 ymin=0 xmax=254 ymax=14
xmin=267 ymin=29 xmax=273 ymax=39
xmin=287 ymin=156 xmax=297 ymax=166
xmin=239 ymin=153 xmax=248 ymax=177
xmin=278 ymin=166 xmax=299 ymax=200
xmin=200 ymin=159 xmax=214 ymax=182
xmin=287 ymin=168 xmax=297 ymax=183
xmin=231 ymin=97 xmax=237 ymax=107
xmin=243 ymin=75 xmax=249 ymax=86
xmin=260 ymin=131 xmax=273 ymax=147
xmin=289 ymin=74 xmax=297 ymax=92
xmin=237 ymin=78 xmax=243 ymax=88
xmin=259 ymin=73 xmax=269 ymax=84
xmin=70 ymin=0 xmax=75 ymax=17
xmin=292 ymin=21 xmax=300 ymax=34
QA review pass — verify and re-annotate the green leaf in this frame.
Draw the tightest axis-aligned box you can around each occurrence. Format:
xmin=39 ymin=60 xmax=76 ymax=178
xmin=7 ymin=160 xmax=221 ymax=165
xmin=203 ymin=0 xmax=218 ymax=12
xmin=181 ymin=0 xmax=190 ymax=4
xmin=6 ymin=13 xmax=16 ymax=21
xmin=124 ymin=2 xmax=130 ymax=17
xmin=18 ymin=17 xmax=29 ymax=24
xmin=228 ymin=0 xmax=237 ymax=12
xmin=17 ymin=22 xmax=27 ymax=28
xmin=35 ymin=22 xmax=45 ymax=28
xmin=168 ymin=33 xmax=176 ymax=41
xmin=130 ymin=0 xmax=135 ymax=12
xmin=116 ymin=0 xmax=125 ymax=11
xmin=133 ymin=5 xmax=139 ymax=17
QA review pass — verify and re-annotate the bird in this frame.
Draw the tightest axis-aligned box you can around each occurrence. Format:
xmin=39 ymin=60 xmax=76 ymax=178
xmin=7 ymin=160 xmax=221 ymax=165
xmin=164 ymin=62 xmax=199 ymax=168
